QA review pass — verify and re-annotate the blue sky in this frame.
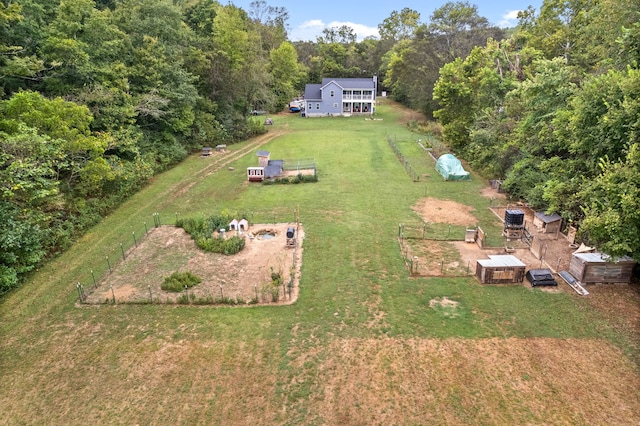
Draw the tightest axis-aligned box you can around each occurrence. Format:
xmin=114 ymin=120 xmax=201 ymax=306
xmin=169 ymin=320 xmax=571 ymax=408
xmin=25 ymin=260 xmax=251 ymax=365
xmin=229 ymin=1 xmax=543 ymax=41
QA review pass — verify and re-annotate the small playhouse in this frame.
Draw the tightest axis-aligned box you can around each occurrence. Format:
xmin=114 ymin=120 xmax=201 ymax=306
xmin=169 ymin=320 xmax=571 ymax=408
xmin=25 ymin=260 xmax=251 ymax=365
xmin=436 ymin=154 xmax=470 ymax=181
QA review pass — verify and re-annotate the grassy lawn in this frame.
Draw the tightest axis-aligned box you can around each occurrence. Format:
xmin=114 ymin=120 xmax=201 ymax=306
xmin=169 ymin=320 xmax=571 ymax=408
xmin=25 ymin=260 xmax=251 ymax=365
xmin=1 ymin=101 xmax=639 ymax=425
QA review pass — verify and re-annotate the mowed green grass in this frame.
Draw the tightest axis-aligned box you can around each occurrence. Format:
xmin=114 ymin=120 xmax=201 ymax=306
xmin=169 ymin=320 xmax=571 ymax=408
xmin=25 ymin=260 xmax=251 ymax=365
xmin=0 ymin=101 xmax=638 ymax=425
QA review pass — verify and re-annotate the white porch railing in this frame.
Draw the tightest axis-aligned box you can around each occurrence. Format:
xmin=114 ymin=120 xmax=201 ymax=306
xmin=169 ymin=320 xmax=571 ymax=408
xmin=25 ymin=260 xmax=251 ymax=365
xmin=343 ymin=95 xmax=373 ymax=101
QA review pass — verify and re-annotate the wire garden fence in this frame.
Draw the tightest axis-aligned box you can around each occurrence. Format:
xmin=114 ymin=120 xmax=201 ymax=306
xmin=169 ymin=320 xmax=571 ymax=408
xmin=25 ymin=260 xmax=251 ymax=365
xmin=387 ymin=136 xmax=421 ymax=182
xmin=397 ymin=222 xmax=475 ymax=277
xmin=75 ymin=209 xmax=302 ymax=306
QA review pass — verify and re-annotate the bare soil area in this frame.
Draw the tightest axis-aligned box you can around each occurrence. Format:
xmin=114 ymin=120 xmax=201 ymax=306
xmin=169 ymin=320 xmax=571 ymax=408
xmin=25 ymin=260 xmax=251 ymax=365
xmin=412 ymin=197 xmax=478 ymax=226
xmin=85 ymin=223 xmax=304 ymax=305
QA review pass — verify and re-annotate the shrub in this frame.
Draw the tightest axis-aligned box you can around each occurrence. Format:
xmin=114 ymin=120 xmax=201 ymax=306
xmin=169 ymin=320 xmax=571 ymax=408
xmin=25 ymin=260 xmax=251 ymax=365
xmin=161 ymin=271 xmax=202 ymax=292
xmin=176 ymin=213 xmax=246 ymax=255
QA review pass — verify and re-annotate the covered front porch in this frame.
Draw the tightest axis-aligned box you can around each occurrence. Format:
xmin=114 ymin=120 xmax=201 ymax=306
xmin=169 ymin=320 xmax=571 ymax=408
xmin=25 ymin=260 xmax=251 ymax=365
xmin=342 ymin=101 xmax=374 ymax=114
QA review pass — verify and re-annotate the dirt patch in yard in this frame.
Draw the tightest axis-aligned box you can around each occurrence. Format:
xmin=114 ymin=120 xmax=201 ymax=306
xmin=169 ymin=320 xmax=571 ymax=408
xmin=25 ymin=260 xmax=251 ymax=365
xmin=85 ymin=223 xmax=303 ymax=305
xmin=412 ymin=197 xmax=478 ymax=226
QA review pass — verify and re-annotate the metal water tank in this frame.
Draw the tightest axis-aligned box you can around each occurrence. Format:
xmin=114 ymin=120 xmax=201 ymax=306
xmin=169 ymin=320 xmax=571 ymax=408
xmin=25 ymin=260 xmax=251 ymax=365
xmin=504 ymin=209 xmax=525 ymax=227
xmin=286 ymin=227 xmax=295 ymax=239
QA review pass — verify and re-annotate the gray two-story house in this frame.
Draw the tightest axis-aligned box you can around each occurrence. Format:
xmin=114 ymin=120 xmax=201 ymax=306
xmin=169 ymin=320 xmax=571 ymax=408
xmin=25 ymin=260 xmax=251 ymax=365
xmin=303 ymin=76 xmax=377 ymax=117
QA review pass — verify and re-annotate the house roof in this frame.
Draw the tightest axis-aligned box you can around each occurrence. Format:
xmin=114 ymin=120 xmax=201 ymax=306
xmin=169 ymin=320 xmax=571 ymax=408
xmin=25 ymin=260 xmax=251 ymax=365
xmin=534 ymin=212 xmax=562 ymax=223
xmin=321 ymin=77 xmax=375 ymax=90
xmin=304 ymin=77 xmax=376 ymax=100
xmin=304 ymin=84 xmax=322 ymax=100
xmin=256 ymin=150 xmax=270 ymax=157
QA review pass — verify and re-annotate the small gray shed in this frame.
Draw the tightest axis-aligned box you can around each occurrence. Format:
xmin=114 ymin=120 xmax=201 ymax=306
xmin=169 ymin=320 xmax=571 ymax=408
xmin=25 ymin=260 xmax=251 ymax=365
xmin=476 ymin=255 xmax=526 ymax=284
xmin=533 ymin=212 xmax=562 ymax=234
xmin=568 ymin=252 xmax=636 ymax=284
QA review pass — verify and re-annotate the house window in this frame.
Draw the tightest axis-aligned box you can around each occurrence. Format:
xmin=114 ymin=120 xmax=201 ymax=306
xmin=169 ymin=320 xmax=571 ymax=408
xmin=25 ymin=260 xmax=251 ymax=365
xmin=333 ymin=103 xmax=338 ymax=108
xmin=330 ymin=90 xmax=335 ymax=97
xmin=316 ymin=103 xmax=320 ymax=110
xmin=308 ymin=103 xmax=312 ymax=110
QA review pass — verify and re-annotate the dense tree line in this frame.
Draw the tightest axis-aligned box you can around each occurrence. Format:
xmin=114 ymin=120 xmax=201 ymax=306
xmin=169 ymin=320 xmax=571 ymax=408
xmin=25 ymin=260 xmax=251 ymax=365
xmin=432 ymin=0 xmax=640 ymax=260
xmin=0 ymin=0 xmax=305 ymax=292
xmin=1 ymin=0 xmax=639 ymax=292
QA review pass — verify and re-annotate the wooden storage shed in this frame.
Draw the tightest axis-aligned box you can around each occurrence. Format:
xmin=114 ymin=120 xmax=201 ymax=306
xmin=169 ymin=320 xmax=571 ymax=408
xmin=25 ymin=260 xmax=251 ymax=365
xmin=476 ymin=255 xmax=526 ymax=284
xmin=256 ymin=150 xmax=270 ymax=167
xmin=568 ymin=252 xmax=636 ymax=284
xmin=533 ymin=212 xmax=562 ymax=234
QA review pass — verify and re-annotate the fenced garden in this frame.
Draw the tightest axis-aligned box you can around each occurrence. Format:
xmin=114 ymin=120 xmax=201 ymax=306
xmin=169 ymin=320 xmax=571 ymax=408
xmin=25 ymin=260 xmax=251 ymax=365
xmin=397 ymin=222 xmax=475 ymax=276
xmin=75 ymin=210 xmax=303 ymax=306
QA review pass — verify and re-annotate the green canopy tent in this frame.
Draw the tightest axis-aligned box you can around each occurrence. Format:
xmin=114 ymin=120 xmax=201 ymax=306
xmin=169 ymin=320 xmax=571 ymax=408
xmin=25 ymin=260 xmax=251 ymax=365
xmin=435 ymin=154 xmax=470 ymax=181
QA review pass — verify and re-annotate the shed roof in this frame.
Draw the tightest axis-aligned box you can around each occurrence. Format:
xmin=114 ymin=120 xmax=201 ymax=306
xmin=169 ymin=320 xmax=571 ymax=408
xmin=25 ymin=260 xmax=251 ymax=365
xmin=477 ymin=255 xmax=526 ymax=268
xmin=572 ymin=252 xmax=635 ymax=264
xmin=264 ymin=160 xmax=284 ymax=178
xmin=534 ymin=212 xmax=562 ymax=223
xmin=256 ymin=150 xmax=270 ymax=157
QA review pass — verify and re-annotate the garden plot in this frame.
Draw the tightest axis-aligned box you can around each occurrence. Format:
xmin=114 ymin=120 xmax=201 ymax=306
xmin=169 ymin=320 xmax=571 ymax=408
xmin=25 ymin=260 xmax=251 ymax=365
xmin=85 ymin=223 xmax=304 ymax=305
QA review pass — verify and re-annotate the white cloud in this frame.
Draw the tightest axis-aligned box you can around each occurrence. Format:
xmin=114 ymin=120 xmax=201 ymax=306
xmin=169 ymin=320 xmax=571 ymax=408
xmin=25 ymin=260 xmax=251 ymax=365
xmin=290 ymin=19 xmax=379 ymax=42
xmin=498 ymin=10 xmax=522 ymax=28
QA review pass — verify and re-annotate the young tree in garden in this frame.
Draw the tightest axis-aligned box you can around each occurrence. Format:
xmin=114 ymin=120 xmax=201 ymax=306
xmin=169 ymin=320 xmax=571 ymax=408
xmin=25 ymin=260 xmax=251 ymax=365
xmin=579 ymin=144 xmax=640 ymax=261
